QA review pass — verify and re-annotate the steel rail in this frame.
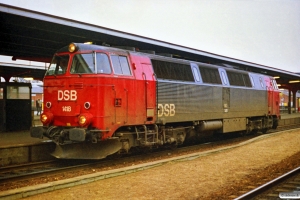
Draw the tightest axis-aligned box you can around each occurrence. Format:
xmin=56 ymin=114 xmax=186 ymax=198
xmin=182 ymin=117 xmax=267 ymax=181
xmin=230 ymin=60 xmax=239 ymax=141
xmin=0 ymin=160 xmax=95 ymax=182
xmin=234 ymin=166 xmax=300 ymax=200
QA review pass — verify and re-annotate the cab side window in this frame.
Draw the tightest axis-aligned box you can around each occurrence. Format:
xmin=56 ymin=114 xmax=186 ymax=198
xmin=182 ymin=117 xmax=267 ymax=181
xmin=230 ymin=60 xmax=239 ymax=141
xmin=96 ymin=53 xmax=111 ymax=74
xmin=111 ymin=55 xmax=131 ymax=75
xmin=46 ymin=55 xmax=69 ymax=76
xmin=71 ymin=54 xmax=93 ymax=74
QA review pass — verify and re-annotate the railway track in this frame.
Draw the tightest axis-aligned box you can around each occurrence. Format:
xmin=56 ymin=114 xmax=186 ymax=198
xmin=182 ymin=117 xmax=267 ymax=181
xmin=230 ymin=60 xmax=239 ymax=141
xmin=0 ymin=124 xmax=299 ymax=197
xmin=0 ymin=132 xmax=257 ymax=192
xmin=235 ymin=166 xmax=300 ymax=200
xmin=0 ymin=160 xmax=95 ymax=182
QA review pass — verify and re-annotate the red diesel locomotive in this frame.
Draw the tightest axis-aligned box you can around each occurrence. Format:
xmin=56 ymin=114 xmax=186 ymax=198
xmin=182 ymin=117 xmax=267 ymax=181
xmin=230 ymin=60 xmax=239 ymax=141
xmin=31 ymin=43 xmax=280 ymax=159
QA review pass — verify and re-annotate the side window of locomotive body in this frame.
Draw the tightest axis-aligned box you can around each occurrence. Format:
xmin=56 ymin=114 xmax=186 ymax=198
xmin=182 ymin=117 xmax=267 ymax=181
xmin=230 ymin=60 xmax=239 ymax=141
xmin=221 ymin=71 xmax=228 ymax=85
xmin=249 ymin=76 xmax=255 ymax=88
xmin=151 ymin=59 xmax=194 ymax=82
xmin=192 ymin=66 xmax=201 ymax=82
xmin=272 ymin=79 xmax=279 ymax=90
xmin=259 ymin=77 xmax=265 ymax=89
xmin=96 ymin=53 xmax=111 ymax=74
xmin=70 ymin=54 xmax=94 ymax=74
xmin=226 ymin=70 xmax=252 ymax=87
xmin=268 ymin=78 xmax=278 ymax=90
xmin=199 ymin=67 xmax=222 ymax=84
xmin=269 ymin=79 xmax=274 ymax=89
xmin=46 ymin=55 xmax=69 ymax=76
xmin=111 ymin=55 xmax=131 ymax=75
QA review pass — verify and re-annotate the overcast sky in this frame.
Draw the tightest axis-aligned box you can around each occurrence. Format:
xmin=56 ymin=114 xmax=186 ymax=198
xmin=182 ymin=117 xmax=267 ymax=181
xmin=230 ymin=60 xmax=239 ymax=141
xmin=2 ymin=0 xmax=300 ymax=72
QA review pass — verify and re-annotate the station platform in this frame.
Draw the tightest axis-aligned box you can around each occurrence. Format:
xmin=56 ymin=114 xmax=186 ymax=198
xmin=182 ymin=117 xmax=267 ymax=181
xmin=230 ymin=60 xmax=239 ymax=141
xmin=0 ymin=115 xmax=55 ymax=166
xmin=279 ymin=112 xmax=300 ymax=126
xmin=0 ymin=130 xmax=48 ymax=148
xmin=280 ymin=112 xmax=300 ymax=119
xmin=0 ymin=112 xmax=299 ymax=167
xmin=0 ymin=115 xmax=45 ymax=147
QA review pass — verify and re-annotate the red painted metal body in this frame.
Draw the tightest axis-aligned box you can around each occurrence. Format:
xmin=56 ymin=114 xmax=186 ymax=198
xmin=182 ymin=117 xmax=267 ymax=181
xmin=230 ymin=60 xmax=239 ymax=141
xmin=264 ymin=76 xmax=280 ymax=117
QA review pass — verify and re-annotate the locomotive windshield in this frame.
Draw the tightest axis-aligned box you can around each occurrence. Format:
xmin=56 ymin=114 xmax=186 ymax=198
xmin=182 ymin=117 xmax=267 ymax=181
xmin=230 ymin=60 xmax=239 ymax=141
xmin=46 ymin=53 xmax=112 ymax=76
xmin=70 ymin=53 xmax=111 ymax=74
xmin=46 ymin=55 xmax=69 ymax=76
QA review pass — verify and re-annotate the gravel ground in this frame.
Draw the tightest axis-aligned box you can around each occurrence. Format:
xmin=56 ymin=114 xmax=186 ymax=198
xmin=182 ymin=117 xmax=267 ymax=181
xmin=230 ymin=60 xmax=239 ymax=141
xmin=24 ymin=129 xmax=300 ymax=200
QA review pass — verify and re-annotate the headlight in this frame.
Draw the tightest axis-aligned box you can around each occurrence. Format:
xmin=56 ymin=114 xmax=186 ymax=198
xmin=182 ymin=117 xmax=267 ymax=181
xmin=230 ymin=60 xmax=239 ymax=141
xmin=78 ymin=113 xmax=93 ymax=127
xmin=40 ymin=112 xmax=53 ymax=125
xmin=41 ymin=114 xmax=47 ymax=122
xmin=79 ymin=115 xmax=87 ymax=125
xmin=68 ymin=43 xmax=78 ymax=53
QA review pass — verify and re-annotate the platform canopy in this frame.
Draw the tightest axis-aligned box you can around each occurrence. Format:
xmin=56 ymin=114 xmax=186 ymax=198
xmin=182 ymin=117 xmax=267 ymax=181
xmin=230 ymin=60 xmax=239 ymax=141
xmin=0 ymin=3 xmax=299 ymax=89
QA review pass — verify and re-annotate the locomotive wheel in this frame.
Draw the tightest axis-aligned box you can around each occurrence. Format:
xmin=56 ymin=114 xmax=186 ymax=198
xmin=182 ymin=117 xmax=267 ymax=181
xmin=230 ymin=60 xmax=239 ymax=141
xmin=184 ymin=129 xmax=198 ymax=145
xmin=251 ymin=129 xmax=259 ymax=135
xmin=261 ymin=128 xmax=268 ymax=134
xmin=272 ymin=120 xmax=278 ymax=129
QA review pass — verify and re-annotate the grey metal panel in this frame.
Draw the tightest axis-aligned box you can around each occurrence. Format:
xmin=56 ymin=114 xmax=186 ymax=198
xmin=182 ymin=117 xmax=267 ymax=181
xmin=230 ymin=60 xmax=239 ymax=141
xmin=222 ymin=118 xmax=246 ymax=133
xmin=229 ymin=88 xmax=267 ymax=116
xmin=156 ymin=80 xmax=268 ymax=124
xmin=157 ymin=81 xmax=223 ymax=123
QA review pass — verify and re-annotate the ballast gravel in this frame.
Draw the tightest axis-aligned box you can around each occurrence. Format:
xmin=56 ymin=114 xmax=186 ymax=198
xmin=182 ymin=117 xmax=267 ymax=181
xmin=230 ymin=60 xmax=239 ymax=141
xmin=24 ymin=129 xmax=300 ymax=200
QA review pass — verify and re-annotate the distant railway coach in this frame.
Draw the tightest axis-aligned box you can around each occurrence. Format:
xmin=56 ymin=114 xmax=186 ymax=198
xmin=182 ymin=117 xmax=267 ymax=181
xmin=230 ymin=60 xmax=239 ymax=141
xmin=31 ymin=43 xmax=280 ymax=159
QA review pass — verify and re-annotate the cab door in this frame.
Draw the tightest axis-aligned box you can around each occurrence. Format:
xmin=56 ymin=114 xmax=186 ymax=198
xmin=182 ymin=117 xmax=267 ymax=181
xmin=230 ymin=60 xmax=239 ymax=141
xmin=141 ymin=62 xmax=156 ymax=122
xmin=264 ymin=77 xmax=279 ymax=116
xmin=130 ymin=53 xmax=156 ymax=124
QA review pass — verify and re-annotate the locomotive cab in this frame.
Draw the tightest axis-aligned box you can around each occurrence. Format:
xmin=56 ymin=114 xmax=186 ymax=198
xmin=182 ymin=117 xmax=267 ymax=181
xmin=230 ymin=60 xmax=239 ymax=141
xmin=31 ymin=43 xmax=157 ymax=159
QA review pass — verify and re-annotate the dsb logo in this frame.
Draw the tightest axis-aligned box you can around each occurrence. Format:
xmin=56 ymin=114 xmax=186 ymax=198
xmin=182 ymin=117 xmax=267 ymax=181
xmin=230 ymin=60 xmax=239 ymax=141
xmin=58 ymin=90 xmax=77 ymax=101
xmin=157 ymin=104 xmax=175 ymax=117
